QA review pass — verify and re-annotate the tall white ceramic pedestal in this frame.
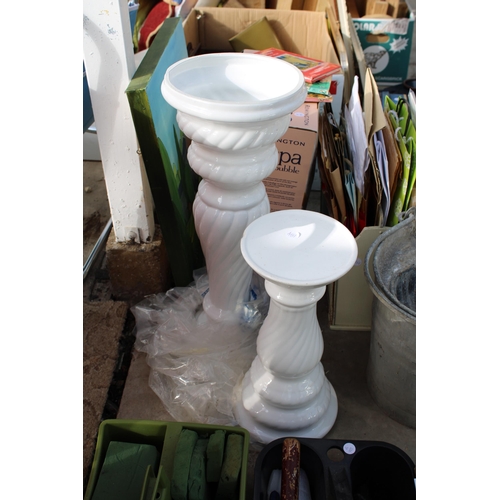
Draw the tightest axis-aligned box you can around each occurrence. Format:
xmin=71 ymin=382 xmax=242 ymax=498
xmin=234 ymin=210 xmax=358 ymax=443
xmin=161 ymin=53 xmax=307 ymax=323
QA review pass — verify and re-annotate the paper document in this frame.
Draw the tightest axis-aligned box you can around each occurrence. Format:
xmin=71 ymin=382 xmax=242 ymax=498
xmin=363 ymin=68 xmax=388 ymax=226
xmin=374 ymin=129 xmax=390 ymax=225
xmin=344 ymin=76 xmax=369 ymax=196
xmin=408 ymin=89 xmax=416 ymax=127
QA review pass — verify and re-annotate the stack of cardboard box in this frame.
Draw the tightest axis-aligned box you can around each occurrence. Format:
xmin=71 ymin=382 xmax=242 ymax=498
xmin=182 ymin=7 xmax=344 ymax=212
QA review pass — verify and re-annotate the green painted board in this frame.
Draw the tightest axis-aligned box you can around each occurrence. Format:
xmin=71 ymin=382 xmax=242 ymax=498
xmin=126 ymin=18 xmax=204 ymax=286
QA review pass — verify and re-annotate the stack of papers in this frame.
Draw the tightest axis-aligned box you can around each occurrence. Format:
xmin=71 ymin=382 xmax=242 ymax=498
xmin=318 ymin=68 xmax=416 ymax=235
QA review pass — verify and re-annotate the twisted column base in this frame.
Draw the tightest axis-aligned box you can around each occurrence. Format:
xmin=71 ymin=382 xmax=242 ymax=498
xmin=234 ymin=209 xmax=358 ymax=443
xmin=234 ymin=369 xmax=338 ymax=444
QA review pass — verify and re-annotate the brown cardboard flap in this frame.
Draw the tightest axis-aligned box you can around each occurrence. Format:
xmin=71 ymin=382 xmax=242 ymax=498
xmin=266 ymin=0 xmax=303 ymax=8
xmin=230 ymin=0 xmax=266 ymax=7
xmin=345 ymin=0 xmax=360 ymax=17
xmin=229 ymin=16 xmax=284 ymax=52
xmin=223 ymin=0 xmax=246 ymax=7
xmin=382 ymin=113 xmax=402 ymax=201
xmin=185 ymin=8 xmax=340 ymax=65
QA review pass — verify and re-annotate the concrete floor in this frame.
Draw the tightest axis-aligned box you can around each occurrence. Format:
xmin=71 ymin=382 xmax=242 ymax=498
xmin=83 ymin=7 xmax=417 ymax=488
xmin=117 ymin=297 xmax=416 ymax=499
xmin=83 ymin=156 xmax=415 ymax=497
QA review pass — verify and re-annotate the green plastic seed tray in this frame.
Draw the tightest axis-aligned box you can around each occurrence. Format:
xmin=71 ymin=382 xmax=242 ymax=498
xmin=84 ymin=419 xmax=250 ymax=500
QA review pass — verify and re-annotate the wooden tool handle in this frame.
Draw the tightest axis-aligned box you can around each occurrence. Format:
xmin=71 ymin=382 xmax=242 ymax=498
xmin=281 ymin=438 xmax=300 ymax=500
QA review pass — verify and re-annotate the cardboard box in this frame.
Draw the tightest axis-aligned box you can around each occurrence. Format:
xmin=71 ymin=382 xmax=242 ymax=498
xmin=263 ymin=102 xmax=319 ymax=211
xmin=182 ymin=7 xmax=343 ymax=210
xmin=183 ymin=7 xmax=339 ymax=60
xmin=329 ymin=225 xmax=389 ymax=330
xmin=182 ymin=7 xmax=344 ymax=122
xmin=351 ymin=1 xmax=415 ymax=86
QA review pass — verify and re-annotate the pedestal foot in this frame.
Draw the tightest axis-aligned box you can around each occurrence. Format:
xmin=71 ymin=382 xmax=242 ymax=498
xmin=233 ymin=377 xmax=338 ymax=443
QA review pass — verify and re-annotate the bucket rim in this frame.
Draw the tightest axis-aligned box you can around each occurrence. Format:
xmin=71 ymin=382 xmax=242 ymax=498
xmin=364 ymin=210 xmax=416 ymax=322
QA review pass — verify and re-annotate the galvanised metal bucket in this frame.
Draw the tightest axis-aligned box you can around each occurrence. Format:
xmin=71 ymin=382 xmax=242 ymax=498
xmin=364 ymin=210 xmax=416 ymax=428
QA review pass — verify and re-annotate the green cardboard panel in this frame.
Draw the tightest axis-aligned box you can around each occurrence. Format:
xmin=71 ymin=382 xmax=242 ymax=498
xmin=126 ymin=18 xmax=204 ymax=287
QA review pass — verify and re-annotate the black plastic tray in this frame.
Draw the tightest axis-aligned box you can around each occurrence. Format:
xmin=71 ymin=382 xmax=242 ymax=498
xmin=253 ymin=437 xmax=415 ymax=500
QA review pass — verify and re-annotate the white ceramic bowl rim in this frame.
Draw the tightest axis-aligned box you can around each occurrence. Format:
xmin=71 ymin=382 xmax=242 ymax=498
xmin=240 ymin=210 xmax=358 ymax=287
xmin=161 ymin=53 xmax=307 ymax=122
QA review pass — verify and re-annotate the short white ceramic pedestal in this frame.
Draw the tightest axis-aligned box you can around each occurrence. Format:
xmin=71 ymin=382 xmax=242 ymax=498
xmin=161 ymin=54 xmax=306 ymax=323
xmin=234 ymin=210 xmax=358 ymax=443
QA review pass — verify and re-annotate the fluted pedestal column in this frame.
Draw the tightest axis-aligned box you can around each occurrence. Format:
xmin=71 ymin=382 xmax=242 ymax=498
xmin=161 ymin=53 xmax=306 ymax=323
xmin=234 ymin=210 xmax=358 ymax=443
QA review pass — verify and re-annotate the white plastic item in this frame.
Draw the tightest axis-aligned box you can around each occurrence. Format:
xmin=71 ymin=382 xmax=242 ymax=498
xmin=161 ymin=53 xmax=306 ymax=324
xmin=234 ymin=210 xmax=358 ymax=443
xmin=132 ymin=271 xmax=269 ymax=426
